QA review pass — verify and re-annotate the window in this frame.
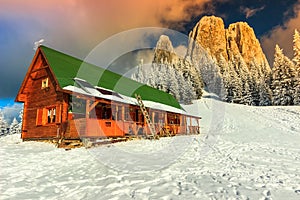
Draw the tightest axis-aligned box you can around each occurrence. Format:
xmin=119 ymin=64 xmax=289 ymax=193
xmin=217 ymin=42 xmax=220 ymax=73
xmin=101 ymin=106 xmax=111 ymax=120
xmin=105 ymin=122 xmax=112 ymax=127
xmin=41 ymin=78 xmax=48 ymax=89
xmin=125 ymin=107 xmax=130 ymax=121
xmin=47 ymin=108 xmax=56 ymax=123
xmin=116 ymin=106 xmax=122 ymax=121
xmin=153 ymin=112 xmax=159 ymax=123
xmin=36 ymin=106 xmax=60 ymax=126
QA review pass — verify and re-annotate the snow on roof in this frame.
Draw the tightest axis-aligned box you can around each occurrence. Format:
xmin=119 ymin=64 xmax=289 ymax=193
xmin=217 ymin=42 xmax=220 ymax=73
xmin=63 ymin=85 xmax=130 ymax=105
xmin=62 ymin=85 xmax=201 ymax=118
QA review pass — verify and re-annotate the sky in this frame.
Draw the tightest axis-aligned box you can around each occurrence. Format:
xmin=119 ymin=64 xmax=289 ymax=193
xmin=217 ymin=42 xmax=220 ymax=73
xmin=1 ymin=0 xmax=300 ymax=103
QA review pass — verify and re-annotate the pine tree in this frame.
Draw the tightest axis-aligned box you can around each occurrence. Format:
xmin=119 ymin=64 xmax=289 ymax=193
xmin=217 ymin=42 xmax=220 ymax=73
xmin=0 ymin=110 xmax=9 ymax=135
xmin=221 ymin=61 xmax=242 ymax=103
xmin=183 ymin=59 xmax=203 ymax=99
xmin=293 ymin=85 xmax=300 ymax=105
xmin=248 ymin=60 xmax=260 ymax=105
xmin=17 ymin=108 xmax=23 ymax=134
xmin=293 ymin=29 xmax=300 ymax=76
xmin=258 ymin=79 xmax=272 ymax=106
xmin=218 ymin=54 xmax=228 ymax=75
xmin=271 ymin=45 xmax=296 ymax=105
xmin=234 ymin=54 xmax=254 ymax=105
xmin=221 ymin=69 xmax=232 ymax=102
xmin=292 ymin=29 xmax=300 ymax=105
xmin=242 ymin=82 xmax=254 ymax=105
xmin=229 ymin=60 xmax=243 ymax=103
xmin=168 ymin=67 xmax=180 ymax=100
xmin=145 ymin=64 xmax=156 ymax=87
xmin=194 ymin=52 xmax=222 ymax=96
xmin=9 ymin=117 xmax=19 ymax=135
xmin=180 ymin=75 xmax=196 ymax=104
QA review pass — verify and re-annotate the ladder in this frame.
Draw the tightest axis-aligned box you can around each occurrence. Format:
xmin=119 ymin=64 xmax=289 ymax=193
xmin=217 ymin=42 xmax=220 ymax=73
xmin=135 ymin=94 xmax=157 ymax=139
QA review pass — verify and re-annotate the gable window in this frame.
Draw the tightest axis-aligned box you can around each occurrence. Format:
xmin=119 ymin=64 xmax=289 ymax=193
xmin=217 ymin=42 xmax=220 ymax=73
xmin=47 ymin=108 xmax=56 ymax=123
xmin=41 ymin=78 xmax=49 ymax=89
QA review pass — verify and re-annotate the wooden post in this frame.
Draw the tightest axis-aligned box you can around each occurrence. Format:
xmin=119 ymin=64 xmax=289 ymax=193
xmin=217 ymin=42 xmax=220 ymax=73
xmin=179 ymin=115 xmax=183 ymax=134
xmin=21 ymin=101 xmax=27 ymax=139
xmin=86 ymin=100 xmax=90 ymax=119
xmin=152 ymin=111 xmax=157 ymax=131
xmin=152 ymin=111 xmax=155 ymax=126
xmin=115 ymin=105 xmax=118 ymax=121
xmin=164 ymin=113 xmax=168 ymax=125
xmin=182 ymin=115 xmax=186 ymax=134
xmin=197 ymin=118 xmax=200 ymax=134
xmin=63 ymin=95 xmax=69 ymax=121
xmin=88 ymin=101 xmax=99 ymax=113
xmin=121 ymin=106 xmax=125 ymax=120
xmin=189 ymin=117 xmax=192 ymax=134
xmin=85 ymin=99 xmax=90 ymax=136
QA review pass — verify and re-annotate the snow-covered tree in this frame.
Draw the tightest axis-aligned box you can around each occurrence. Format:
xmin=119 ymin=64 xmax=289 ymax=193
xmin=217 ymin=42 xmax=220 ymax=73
xmin=9 ymin=117 xmax=19 ymax=135
xmin=293 ymin=29 xmax=300 ymax=76
xmin=218 ymin=54 xmax=228 ymax=75
xmin=271 ymin=45 xmax=296 ymax=105
xmin=131 ymin=60 xmax=198 ymax=104
xmin=0 ymin=110 xmax=9 ymax=135
xmin=198 ymin=54 xmax=226 ymax=96
xmin=182 ymin=59 xmax=203 ymax=99
xmin=221 ymin=61 xmax=242 ymax=103
xmin=293 ymin=85 xmax=300 ymax=105
xmin=292 ymin=29 xmax=300 ymax=105
xmin=233 ymin=54 xmax=255 ymax=105
xmin=248 ymin=60 xmax=260 ymax=105
xmin=18 ymin=108 xmax=23 ymax=134
xmin=167 ymin=67 xmax=180 ymax=100
xmin=242 ymin=82 xmax=253 ymax=105
xmin=257 ymin=79 xmax=272 ymax=106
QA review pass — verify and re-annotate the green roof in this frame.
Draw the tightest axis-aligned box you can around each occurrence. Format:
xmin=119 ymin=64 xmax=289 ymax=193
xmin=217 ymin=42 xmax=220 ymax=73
xmin=40 ymin=45 xmax=181 ymax=109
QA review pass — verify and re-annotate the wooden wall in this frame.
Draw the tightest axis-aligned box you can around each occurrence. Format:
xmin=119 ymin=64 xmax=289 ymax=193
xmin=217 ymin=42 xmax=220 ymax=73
xmin=21 ymin=54 xmax=68 ymax=140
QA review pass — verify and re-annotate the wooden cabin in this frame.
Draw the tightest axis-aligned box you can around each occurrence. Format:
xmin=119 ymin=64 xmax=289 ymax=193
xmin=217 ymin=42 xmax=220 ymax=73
xmin=15 ymin=46 xmax=201 ymax=143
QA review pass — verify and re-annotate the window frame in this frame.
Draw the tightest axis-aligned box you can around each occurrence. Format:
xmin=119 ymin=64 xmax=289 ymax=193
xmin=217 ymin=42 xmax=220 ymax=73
xmin=36 ymin=106 xmax=58 ymax=126
xmin=47 ymin=107 xmax=56 ymax=124
xmin=41 ymin=78 xmax=49 ymax=89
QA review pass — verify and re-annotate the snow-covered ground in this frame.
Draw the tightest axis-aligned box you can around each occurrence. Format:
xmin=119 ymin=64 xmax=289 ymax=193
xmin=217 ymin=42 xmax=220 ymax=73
xmin=1 ymin=94 xmax=300 ymax=200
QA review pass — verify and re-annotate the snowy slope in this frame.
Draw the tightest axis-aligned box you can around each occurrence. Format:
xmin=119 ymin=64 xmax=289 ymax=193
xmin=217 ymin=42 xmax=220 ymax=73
xmin=1 ymin=94 xmax=300 ymax=200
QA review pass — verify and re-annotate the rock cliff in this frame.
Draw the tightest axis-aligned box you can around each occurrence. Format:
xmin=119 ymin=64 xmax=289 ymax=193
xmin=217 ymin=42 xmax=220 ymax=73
xmin=188 ymin=15 xmax=271 ymax=73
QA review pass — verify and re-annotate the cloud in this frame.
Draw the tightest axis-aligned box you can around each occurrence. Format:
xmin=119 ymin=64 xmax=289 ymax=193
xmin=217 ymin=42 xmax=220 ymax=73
xmin=0 ymin=0 xmax=212 ymax=44
xmin=240 ymin=6 xmax=265 ymax=19
xmin=0 ymin=103 xmax=23 ymax=123
xmin=0 ymin=0 xmax=215 ymax=98
xmin=261 ymin=0 xmax=300 ymax=65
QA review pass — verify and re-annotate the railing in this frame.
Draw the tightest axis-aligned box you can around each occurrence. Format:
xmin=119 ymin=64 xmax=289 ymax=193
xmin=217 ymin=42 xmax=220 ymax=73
xmin=64 ymin=118 xmax=200 ymax=139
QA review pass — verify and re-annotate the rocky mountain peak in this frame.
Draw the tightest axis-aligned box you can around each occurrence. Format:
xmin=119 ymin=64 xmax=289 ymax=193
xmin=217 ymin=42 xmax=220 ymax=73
xmin=153 ymin=35 xmax=176 ymax=64
xmin=189 ymin=15 xmax=227 ymax=61
xmin=226 ymin=22 xmax=269 ymax=69
xmin=188 ymin=16 xmax=271 ymax=72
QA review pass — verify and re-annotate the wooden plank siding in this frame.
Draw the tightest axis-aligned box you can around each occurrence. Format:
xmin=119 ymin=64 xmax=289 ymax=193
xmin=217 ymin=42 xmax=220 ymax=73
xmin=19 ymin=52 xmax=67 ymax=139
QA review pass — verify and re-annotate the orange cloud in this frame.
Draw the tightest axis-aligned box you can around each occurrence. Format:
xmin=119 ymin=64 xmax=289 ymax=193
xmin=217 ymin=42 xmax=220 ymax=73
xmin=0 ymin=0 xmax=212 ymax=56
xmin=261 ymin=0 xmax=300 ymax=65
xmin=0 ymin=0 xmax=210 ymax=34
